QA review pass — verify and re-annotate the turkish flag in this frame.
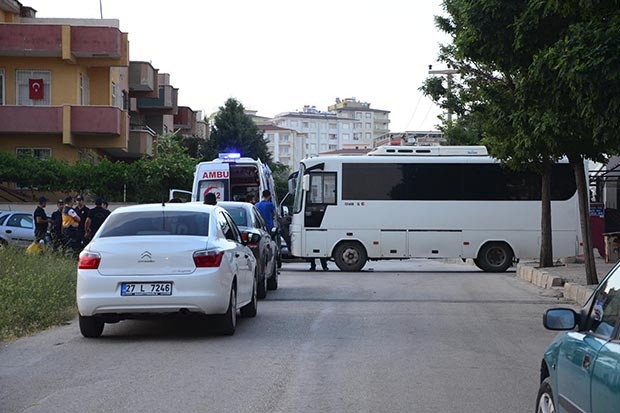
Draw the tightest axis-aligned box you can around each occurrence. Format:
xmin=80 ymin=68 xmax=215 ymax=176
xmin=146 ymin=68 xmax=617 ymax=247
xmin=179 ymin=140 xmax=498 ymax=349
xmin=29 ymin=79 xmax=44 ymax=100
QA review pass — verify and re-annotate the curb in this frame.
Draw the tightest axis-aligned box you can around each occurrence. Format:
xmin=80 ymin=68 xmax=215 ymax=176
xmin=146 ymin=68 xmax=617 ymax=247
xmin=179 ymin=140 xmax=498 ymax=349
xmin=516 ymin=263 xmax=595 ymax=306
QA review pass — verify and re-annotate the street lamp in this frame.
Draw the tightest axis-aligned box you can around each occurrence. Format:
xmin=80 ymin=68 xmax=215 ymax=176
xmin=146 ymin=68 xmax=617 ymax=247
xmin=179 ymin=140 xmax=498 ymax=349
xmin=428 ymin=65 xmax=458 ymax=123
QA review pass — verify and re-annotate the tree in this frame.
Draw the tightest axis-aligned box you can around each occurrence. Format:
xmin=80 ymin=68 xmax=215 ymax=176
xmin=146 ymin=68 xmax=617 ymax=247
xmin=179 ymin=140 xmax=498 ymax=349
xmin=205 ymin=98 xmax=272 ymax=163
xmin=422 ymin=0 xmax=560 ymax=268
xmin=513 ymin=1 xmax=620 ymax=284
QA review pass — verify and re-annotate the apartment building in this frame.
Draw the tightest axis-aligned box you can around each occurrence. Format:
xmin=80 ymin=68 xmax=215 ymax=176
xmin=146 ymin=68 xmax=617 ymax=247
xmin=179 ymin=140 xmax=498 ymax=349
xmin=327 ymin=97 xmax=390 ymax=147
xmin=0 ymin=2 xmax=131 ymax=162
xmin=373 ymin=130 xmax=444 ymax=147
xmin=273 ymin=99 xmax=390 ymax=158
xmin=259 ymin=123 xmax=304 ymax=169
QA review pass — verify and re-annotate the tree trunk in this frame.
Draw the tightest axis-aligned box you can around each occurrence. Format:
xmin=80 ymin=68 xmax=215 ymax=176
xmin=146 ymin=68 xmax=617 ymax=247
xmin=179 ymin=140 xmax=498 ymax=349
xmin=540 ymin=166 xmax=554 ymax=267
xmin=569 ymin=154 xmax=598 ymax=285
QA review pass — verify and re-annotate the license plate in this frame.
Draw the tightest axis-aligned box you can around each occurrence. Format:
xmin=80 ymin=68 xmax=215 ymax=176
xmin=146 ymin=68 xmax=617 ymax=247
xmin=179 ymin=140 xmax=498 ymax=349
xmin=121 ymin=282 xmax=172 ymax=296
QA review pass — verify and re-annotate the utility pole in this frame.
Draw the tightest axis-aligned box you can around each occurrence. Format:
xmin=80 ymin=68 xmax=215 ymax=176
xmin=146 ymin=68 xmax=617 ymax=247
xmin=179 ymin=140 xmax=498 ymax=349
xmin=428 ymin=66 xmax=458 ymax=123
xmin=99 ymin=0 xmax=103 ymax=19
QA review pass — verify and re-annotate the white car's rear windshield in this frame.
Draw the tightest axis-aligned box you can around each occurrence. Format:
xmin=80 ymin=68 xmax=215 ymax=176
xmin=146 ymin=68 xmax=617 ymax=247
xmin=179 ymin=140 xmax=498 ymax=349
xmin=99 ymin=211 xmax=209 ymax=237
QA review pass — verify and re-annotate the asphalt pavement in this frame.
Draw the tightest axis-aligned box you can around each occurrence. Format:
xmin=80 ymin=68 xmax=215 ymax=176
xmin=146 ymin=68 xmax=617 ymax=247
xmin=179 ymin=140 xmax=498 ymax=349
xmin=516 ymin=256 xmax=618 ymax=306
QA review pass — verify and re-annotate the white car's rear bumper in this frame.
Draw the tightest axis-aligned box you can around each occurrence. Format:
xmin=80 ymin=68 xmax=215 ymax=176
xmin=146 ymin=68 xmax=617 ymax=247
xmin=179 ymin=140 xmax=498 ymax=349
xmin=77 ymin=269 xmax=232 ymax=317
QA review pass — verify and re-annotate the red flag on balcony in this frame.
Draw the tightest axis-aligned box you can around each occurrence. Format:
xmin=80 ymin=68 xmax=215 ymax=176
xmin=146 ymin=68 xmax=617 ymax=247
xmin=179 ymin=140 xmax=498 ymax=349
xmin=29 ymin=79 xmax=44 ymax=100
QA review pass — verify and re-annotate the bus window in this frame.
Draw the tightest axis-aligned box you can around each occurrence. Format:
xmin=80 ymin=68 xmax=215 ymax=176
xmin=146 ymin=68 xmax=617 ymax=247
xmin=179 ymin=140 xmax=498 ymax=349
xmin=308 ymin=173 xmax=337 ymax=205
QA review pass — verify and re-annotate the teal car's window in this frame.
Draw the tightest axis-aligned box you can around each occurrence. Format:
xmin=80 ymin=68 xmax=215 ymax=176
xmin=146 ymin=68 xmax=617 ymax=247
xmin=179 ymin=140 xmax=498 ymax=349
xmin=587 ymin=271 xmax=620 ymax=339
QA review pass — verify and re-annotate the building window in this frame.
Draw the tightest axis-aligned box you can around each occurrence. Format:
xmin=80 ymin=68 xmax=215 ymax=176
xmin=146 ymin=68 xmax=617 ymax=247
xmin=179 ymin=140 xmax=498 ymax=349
xmin=291 ymin=120 xmax=298 ymax=127
xmin=329 ymin=144 xmax=337 ymax=150
xmin=365 ymin=132 xmax=372 ymax=140
xmin=343 ymin=133 xmax=350 ymax=140
xmin=365 ymin=112 xmax=372 ymax=119
xmin=342 ymin=123 xmax=350 ymax=130
xmin=302 ymin=122 xmax=309 ymax=128
xmin=281 ymin=147 xmax=290 ymax=154
xmin=281 ymin=134 xmax=289 ymax=142
xmin=80 ymin=73 xmax=90 ymax=105
xmin=16 ymin=70 xmax=51 ymax=105
xmin=112 ymin=82 xmax=123 ymax=109
xmin=355 ymin=112 xmax=362 ymax=119
xmin=0 ymin=69 xmax=4 ymax=105
xmin=329 ymin=123 xmax=337 ymax=130
xmin=354 ymin=122 xmax=362 ymax=129
xmin=353 ymin=133 xmax=361 ymax=141
xmin=365 ymin=122 xmax=372 ymax=129
xmin=329 ymin=133 xmax=337 ymax=140
xmin=16 ymin=147 xmax=51 ymax=160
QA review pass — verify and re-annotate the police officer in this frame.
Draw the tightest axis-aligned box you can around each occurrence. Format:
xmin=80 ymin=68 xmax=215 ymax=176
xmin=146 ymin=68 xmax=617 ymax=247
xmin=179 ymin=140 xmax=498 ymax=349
xmin=74 ymin=195 xmax=89 ymax=248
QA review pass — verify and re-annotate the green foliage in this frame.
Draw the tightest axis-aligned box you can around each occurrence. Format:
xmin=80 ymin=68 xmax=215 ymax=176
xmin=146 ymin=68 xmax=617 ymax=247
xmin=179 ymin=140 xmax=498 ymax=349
xmin=0 ymin=246 xmax=77 ymax=341
xmin=0 ymin=133 xmax=197 ymax=203
xmin=206 ymin=98 xmax=273 ymax=164
xmin=270 ymin=162 xmax=292 ymax=203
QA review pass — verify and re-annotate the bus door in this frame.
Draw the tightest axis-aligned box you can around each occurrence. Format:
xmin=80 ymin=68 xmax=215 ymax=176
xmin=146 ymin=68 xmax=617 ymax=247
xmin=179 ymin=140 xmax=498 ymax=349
xmin=303 ymin=172 xmax=336 ymax=256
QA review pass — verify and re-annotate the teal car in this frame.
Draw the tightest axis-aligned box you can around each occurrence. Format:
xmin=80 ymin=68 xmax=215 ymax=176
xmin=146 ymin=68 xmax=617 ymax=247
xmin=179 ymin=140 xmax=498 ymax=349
xmin=537 ymin=263 xmax=620 ymax=412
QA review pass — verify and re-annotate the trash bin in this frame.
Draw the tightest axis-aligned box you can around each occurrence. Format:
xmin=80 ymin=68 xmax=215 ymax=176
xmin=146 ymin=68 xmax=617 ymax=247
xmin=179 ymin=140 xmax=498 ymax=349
xmin=604 ymin=232 xmax=620 ymax=263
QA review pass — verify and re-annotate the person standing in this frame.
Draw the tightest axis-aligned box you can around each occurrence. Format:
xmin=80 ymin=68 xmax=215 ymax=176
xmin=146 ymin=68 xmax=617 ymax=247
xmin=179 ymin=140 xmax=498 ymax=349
xmin=309 ymin=257 xmax=329 ymax=271
xmin=74 ymin=195 xmax=89 ymax=248
xmin=33 ymin=196 xmax=51 ymax=242
xmin=84 ymin=197 xmax=111 ymax=241
xmin=50 ymin=199 xmax=64 ymax=250
xmin=62 ymin=196 xmax=81 ymax=253
xmin=255 ymin=190 xmax=276 ymax=230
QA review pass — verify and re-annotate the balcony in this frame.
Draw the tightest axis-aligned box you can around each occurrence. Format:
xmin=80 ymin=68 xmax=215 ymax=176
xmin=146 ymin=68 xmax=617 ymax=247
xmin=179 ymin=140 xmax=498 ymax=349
xmin=136 ymin=85 xmax=178 ymax=114
xmin=0 ymin=105 xmax=125 ymax=137
xmin=128 ymin=128 xmax=155 ymax=156
xmin=173 ymin=106 xmax=196 ymax=132
xmin=0 ymin=24 xmax=126 ymax=64
xmin=129 ymin=61 xmax=159 ymax=98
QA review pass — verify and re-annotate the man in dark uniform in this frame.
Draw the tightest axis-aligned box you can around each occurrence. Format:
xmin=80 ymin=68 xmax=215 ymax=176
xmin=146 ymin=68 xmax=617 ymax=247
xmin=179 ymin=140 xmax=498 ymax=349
xmin=50 ymin=199 xmax=64 ymax=250
xmin=33 ymin=196 xmax=51 ymax=242
xmin=74 ymin=195 xmax=89 ymax=248
xmin=84 ymin=197 xmax=111 ymax=242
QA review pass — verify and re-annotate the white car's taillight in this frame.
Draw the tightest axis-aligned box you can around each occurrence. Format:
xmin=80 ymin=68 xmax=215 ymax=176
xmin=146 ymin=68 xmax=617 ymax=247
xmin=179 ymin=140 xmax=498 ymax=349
xmin=78 ymin=252 xmax=101 ymax=269
xmin=193 ymin=250 xmax=224 ymax=267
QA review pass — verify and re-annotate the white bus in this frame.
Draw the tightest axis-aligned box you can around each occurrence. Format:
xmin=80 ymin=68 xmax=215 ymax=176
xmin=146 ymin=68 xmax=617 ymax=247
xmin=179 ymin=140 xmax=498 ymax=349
xmin=170 ymin=153 xmax=277 ymax=205
xmin=288 ymin=145 xmax=583 ymax=272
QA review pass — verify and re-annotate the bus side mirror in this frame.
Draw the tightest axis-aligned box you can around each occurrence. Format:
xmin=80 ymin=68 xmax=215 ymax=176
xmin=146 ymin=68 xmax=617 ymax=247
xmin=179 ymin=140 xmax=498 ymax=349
xmin=302 ymin=175 xmax=310 ymax=192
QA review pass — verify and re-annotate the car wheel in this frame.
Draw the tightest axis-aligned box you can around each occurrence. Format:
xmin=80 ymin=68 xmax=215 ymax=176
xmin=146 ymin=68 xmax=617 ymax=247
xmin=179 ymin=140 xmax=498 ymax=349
xmin=240 ymin=275 xmax=258 ymax=318
xmin=474 ymin=242 xmax=513 ymax=272
xmin=334 ymin=242 xmax=367 ymax=272
xmin=267 ymin=259 xmax=278 ymax=291
xmin=536 ymin=377 xmax=556 ymax=413
xmin=257 ymin=261 xmax=267 ymax=299
xmin=217 ymin=285 xmax=237 ymax=336
xmin=79 ymin=315 xmax=104 ymax=338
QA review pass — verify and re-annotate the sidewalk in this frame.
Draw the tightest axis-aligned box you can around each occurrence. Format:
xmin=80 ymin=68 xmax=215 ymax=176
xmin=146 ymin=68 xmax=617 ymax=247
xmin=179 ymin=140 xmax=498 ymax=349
xmin=516 ymin=257 xmax=618 ymax=306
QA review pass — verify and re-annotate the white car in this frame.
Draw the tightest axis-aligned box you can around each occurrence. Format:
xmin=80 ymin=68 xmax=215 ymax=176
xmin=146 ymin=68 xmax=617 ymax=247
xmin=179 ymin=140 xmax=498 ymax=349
xmin=0 ymin=211 xmax=35 ymax=247
xmin=76 ymin=203 xmax=257 ymax=337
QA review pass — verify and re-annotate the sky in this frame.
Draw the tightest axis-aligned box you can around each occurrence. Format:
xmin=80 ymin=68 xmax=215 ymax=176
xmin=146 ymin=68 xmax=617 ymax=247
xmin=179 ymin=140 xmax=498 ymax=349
xmin=24 ymin=0 xmax=450 ymax=132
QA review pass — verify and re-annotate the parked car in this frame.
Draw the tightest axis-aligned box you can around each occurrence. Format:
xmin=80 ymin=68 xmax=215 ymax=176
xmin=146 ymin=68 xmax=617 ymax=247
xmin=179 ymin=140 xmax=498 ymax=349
xmin=536 ymin=262 xmax=620 ymax=412
xmin=76 ymin=203 xmax=257 ymax=338
xmin=0 ymin=211 xmax=35 ymax=247
xmin=218 ymin=201 xmax=279 ymax=298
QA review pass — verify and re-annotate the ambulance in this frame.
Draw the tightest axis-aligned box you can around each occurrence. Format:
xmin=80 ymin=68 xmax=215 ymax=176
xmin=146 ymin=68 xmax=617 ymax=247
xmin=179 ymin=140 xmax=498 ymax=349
xmin=170 ymin=153 xmax=277 ymax=205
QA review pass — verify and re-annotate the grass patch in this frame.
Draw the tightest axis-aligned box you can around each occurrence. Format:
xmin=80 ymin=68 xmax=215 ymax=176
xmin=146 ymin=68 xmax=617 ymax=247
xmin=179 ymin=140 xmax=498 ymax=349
xmin=0 ymin=246 xmax=78 ymax=341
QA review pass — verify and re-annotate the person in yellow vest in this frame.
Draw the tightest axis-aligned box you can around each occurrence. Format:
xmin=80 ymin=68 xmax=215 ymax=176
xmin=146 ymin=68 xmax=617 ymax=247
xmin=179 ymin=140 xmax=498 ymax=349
xmin=62 ymin=196 xmax=81 ymax=254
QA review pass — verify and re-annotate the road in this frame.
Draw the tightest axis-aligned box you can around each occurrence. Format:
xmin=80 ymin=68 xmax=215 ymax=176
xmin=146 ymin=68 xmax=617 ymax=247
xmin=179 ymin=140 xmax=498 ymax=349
xmin=0 ymin=259 xmax=569 ymax=413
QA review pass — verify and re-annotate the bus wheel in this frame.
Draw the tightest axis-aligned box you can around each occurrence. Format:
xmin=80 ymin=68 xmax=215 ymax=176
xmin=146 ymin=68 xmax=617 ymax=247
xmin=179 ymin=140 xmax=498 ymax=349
xmin=475 ymin=242 xmax=513 ymax=272
xmin=334 ymin=242 xmax=367 ymax=272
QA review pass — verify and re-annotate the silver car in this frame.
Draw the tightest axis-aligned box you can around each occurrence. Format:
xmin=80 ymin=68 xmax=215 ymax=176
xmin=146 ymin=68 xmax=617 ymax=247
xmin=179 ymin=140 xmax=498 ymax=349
xmin=0 ymin=211 xmax=35 ymax=247
xmin=76 ymin=203 xmax=257 ymax=337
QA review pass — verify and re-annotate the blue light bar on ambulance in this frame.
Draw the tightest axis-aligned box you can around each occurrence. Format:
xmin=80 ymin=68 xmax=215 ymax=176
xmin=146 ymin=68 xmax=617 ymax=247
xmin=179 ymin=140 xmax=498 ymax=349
xmin=218 ymin=152 xmax=241 ymax=161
